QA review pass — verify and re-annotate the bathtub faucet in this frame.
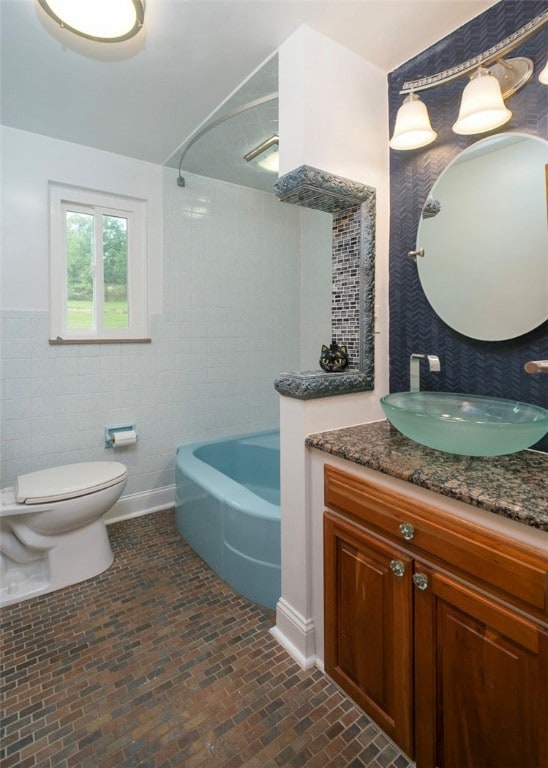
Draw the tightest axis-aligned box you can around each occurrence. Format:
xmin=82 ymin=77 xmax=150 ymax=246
xmin=410 ymin=354 xmax=440 ymax=391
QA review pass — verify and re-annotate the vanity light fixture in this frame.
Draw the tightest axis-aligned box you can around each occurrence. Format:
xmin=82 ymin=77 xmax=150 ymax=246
xmin=389 ymin=93 xmax=437 ymax=150
xmin=390 ymin=9 xmax=547 ymax=150
xmin=452 ymin=67 xmax=512 ymax=135
xmin=244 ymin=135 xmax=279 ymax=173
xmin=37 ymin=0 xmax=144 ymax=42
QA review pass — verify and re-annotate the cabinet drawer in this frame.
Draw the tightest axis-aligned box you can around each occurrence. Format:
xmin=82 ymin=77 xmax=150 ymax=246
xmin=324 ymin=465 xmax=548 ymax=619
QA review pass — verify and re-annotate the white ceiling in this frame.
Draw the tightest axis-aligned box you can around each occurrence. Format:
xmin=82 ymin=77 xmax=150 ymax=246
xmin=1 ymin=0 xmax=497 ymax=173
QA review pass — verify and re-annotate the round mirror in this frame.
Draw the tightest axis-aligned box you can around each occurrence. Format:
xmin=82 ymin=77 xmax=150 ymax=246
xmin=416 ymin=133 xmax=548 ymax=341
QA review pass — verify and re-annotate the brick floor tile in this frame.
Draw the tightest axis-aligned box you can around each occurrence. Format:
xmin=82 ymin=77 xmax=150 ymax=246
xmin=1 ymin=510 xmax=413 ymax=768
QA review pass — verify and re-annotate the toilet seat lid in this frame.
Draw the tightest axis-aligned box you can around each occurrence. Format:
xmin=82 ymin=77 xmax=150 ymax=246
xmin=16 ymin=462 xmax=128 ymax=504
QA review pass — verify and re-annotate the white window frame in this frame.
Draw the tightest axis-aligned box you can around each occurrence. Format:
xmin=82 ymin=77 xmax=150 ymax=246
xmin=49 ymin=183 xmax=149 ymax=343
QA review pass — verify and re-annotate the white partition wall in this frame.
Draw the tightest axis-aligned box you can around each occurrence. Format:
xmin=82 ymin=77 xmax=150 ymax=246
xmin=273 ymin=27 xmax=390 ymax=667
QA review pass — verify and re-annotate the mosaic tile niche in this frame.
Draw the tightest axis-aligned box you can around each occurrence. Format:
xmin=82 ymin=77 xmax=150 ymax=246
xmin=274 ymin=165 xmax=376 ymax=400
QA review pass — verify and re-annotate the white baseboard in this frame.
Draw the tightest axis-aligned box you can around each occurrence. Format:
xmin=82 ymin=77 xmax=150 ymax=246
xmin=105 ymin=484 xmax=176 ymax=524
xmin=270 ymin=597 xmax=317 ymax=670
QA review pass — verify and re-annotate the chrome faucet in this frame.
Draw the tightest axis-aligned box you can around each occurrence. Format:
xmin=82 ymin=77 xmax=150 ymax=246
xmin=410 ymin=354 xmax=440 ymax=391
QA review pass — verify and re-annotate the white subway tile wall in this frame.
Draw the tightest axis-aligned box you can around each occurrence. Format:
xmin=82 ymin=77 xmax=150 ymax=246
xmin=1 ymin=169 xmax=331 ymax=497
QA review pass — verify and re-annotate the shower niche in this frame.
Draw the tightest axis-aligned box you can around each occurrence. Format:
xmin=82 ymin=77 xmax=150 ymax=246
xmin=274 ymin=165 xmax=376 ymax=400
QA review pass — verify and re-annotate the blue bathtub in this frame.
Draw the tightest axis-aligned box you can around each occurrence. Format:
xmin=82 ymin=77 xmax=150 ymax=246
xmin=175 ymin=430 xmax=280 ymax=610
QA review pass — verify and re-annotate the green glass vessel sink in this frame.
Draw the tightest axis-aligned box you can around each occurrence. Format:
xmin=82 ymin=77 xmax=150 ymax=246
xmin=380 ymin=392 xmax=548 ymax=456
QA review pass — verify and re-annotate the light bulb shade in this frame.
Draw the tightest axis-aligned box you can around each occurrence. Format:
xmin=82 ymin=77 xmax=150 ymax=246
xmin=452 ymin=68 xmax=511 ymax=135
xmin=389 ymin=93 xmax=437 ymax=150
xmin=539 ymin=61 xmax=548 ymax=85
xmin=37 ymin=0 xmax=144 ymax=42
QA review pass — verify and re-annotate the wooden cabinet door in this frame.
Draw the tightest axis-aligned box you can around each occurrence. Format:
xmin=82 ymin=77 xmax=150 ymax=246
xmin=415 ymin=567 xmax=547 ymax=768
xmin=324 ymin=512 xmax=414 ymax=756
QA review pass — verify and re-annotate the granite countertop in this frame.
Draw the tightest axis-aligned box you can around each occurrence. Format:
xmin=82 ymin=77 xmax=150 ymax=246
xmin=306 ymin=420 xmax=548 ymax=531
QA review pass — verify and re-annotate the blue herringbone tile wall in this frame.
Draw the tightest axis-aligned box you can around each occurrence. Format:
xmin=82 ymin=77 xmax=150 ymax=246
xmin=388 ymin=0 xmax=548 ymax=452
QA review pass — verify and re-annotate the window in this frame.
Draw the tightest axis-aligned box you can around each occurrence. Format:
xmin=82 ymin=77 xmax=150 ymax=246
xmin=49 ymin=183 xmax=148 ymax=342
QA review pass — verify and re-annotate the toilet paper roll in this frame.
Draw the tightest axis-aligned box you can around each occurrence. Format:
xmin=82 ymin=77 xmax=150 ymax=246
xmin=111 ymin=430 xmax=137 ymax=447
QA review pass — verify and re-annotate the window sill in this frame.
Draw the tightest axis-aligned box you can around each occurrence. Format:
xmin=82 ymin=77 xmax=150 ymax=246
xmin=49 ymin=337 xmax=152 ymax=345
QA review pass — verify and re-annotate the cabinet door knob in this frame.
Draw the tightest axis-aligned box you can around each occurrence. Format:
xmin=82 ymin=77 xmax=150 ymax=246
xmin=412 ymin=573 xmax=429 ymax=591
xmin=390 ymin=559 xmax=406 ymax=577
xmin=399 ymin=522 xmax=415 ymax=541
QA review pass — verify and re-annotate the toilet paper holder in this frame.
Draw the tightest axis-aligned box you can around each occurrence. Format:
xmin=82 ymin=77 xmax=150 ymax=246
xmin=105 ymin=424 xmax=137 ymax=448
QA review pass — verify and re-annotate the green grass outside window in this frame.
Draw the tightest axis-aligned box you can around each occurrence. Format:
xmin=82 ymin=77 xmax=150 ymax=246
xmin=67 ymin=300 xmax=129 ymax=329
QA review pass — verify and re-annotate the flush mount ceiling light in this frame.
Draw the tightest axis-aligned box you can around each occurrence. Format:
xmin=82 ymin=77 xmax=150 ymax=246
xmin=390 ymin=9 xmax=547 ymax=150
xmin=37 ymin=0 xmax=144 ymax=42
xmin=244 ymin=135 xmax=279 ymax=173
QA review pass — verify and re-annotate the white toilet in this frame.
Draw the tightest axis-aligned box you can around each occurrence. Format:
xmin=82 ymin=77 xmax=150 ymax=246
xmin=0 ymin=461 xmax=127 ymax=607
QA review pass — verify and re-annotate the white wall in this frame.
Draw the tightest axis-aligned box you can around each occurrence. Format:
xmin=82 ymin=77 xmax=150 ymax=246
xmin=0 ymin=126 xmax=331 ymax=503
xmin=273 ymin=29 xmax=390 ymax=668
xmin=162 ymin=168 xmax=309 ymax=436
xmin=0 ymin=126 xmax=164 ymax=313
xmin=278 ymin=25 xmax=388 ymax=186
xmin=278 ymin=23 xmax=390 ymax=409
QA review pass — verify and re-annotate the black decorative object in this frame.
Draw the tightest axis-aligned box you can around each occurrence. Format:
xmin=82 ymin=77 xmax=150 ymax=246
xmin=319 ymin=341 xmax=349 ymax=372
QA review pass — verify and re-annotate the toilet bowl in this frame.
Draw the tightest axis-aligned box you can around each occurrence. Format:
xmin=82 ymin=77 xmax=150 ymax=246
xmin=0 ymin=461 xmax=127 ymax=607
